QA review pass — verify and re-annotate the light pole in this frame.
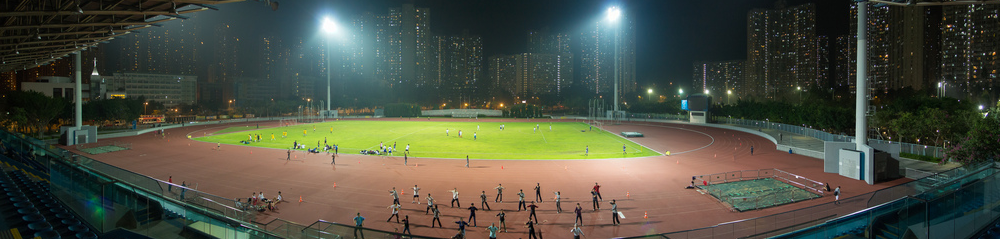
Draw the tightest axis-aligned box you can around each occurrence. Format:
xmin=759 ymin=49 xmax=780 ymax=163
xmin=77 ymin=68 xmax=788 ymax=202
xmin=647 ymin=88 xmax=653 ymax=102
xmin=727 ymin=90 xmax=732 ymax=105
xmin=796 ymin=86 xmax=802 ymax=104
xmin=144 ymin=102 xmax=148 ymax=115
xmin=607 ymin=6 xmax=621 ymax=121
xmin=678 ymin=88 xmax=684 ymax=98
xmin=322 ymin=17 xmax=338 ymax=118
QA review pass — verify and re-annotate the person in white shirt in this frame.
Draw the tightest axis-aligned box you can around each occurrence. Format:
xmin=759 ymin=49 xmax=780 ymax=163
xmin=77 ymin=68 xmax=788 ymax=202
xmin=426 ymin=194 xmax=435 ymax=214
xmin=450 ymin=188 xmax=461 ymax=207
xmin=571 ymin=223 xmax=585 ymax=239
xmin=412 ymin=185 xmax=421 ymax=204
xmin=386 ymin=203 xmax=401 ymax=223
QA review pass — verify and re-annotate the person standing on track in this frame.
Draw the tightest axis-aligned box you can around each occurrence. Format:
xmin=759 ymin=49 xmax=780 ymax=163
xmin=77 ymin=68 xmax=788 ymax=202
xmin=331 ymin=153 xmax=335 ymax=164
xmin=450 ymin=188 xmax=461 ymax=207
xmin=466 ymin=155 xmax=470 ymax=168
xmin=751 ymin=145 xmax=754 ymax=155
xmin=575 ymin=203 xmax=584 ymax=225
xmin=611 ymin=199 xmax=621 ymax=226
xmin=389 ymin=187 xmax=400 ymax=205
xmin=425 ymin=194 xmax=435 ymax=214
xmin=571 ymin=223 xmax=585 ymax=239
xmin=594 ymin=182 xmax=603 ymax=201
xmin=591 ymin=189 xmax=600 ymax=211
xmin=287 ymin=149 xmax=291 ymax=160
xmin=386 ymin=203 xmax=401 ymax=223
xmin=534 ymin=183 xmax=542 ymax=202
xmin=496 ymin=209 xmax=507 ymax=232
xmin=554 ymin=191 xmax=563 ymax=213
xmin=517 ymin=189 xmax=527 ymax=211
xmin=467 ymin=203 xmax=479 ymax=227
xmin=431 ymin=205 xmax=443 ymax=228
xmin=494 ymin=184 xmax=505 ymax=202
xmin=527 ymin=202 xmax=539 ymax=222
xmin=412 ymin=185 xmax=421 ymax=204
xmin=487 ymin=223 xmax=499 ymax=239
xmin=525 ymin=220 xmax=538 ymax=239
xmin=480 ymin=191 xmax=491 ymax=210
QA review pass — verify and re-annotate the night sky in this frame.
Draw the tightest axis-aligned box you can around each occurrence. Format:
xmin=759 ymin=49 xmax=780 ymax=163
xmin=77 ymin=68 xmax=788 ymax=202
xmin=170 ymin=0 xmax=850 ymax=90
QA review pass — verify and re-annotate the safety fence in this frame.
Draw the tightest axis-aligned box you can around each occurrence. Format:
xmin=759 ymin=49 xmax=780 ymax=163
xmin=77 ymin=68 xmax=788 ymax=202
xmin=696 ymin=169 xmax=825 ymax=211
xmin=712 ymin=116 xmax=947 ymax=159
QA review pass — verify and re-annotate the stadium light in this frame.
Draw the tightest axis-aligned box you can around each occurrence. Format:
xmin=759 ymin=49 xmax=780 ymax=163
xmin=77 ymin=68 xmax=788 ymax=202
xmin=320 ymin=16 xmax=339 ymax=118
xmin=606 ymin=6 xmax=621 ymax=22
xmin=606 ymin=5 xmax=622 ymax=121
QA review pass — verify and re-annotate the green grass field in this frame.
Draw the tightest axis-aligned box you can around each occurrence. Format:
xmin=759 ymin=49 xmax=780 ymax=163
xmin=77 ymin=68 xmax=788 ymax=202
xmin=192 ymin=121 xmax=660 ymax=160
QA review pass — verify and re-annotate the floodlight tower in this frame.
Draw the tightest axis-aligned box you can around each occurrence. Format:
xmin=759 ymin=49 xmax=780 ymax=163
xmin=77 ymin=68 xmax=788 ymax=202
xmin=321 ymin=17 xmax=337 ymax=118
xmin=607 ymin=6 xmax=622 ymax=121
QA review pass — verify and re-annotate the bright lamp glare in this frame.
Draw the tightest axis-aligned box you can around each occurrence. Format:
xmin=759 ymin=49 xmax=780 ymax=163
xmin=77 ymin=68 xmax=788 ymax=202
xmin=607 ymin=7 xmax=621 ymax=21
xmin=647 ymin=89 xmax=653 ymax=94
xmin=322 ymin=17 xmax=336 ymax=33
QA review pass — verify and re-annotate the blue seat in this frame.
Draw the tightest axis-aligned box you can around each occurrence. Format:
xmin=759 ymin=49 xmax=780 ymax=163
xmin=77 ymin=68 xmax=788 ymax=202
xmin=33 ymin=229 xmax=60 ymax=239
xmin=75 ymin=231 xmax=97 ymax=239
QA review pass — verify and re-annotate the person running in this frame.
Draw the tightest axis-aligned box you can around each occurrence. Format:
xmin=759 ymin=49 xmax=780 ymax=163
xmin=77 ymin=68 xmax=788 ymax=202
xmin=405 ymin=144 xmax=410 ymax=153
xmin=487 ymin=223 xmax=500 ymax=239
xmin=571 ymin=223 xmax=585 ymax=239
xmin=466 ymin=155 xmax=470 ymax=168
xmin=353 ymin=212 xmax=365 ymax=239
xmin=517 ymin=189 xmax=527 ymax=211
xmin=411 ymin=185 xmax=421 ymax=204
xmin=450 ymin=188 xmax=461 ymax=207
xmin=575 ymin=203 xmax=584 ymax=225
xmin=534 ymin=183 xmax=542 ymax=203
xmin=287 ymin=149 xmax=291 ymax=160
xmin=389 ymin=187 xmax=400 ymax=205
xmin=494 ymin=184 xmax=505 ymax=202
xmin=496 ymin=209 xmax=507 ymax=232
xmin=594 ymin=182 xmax=603 ymax=201
xmin=467 ymin=203 xmax=479 ymax=227
xmin=611 ymin=199 xmax=621 ymax=226
xmin=431 ymin=205 xmax=443 ymax=228
xmin=527 ymin=202 xmax=540 ymax=222
xmin=426 ymin=194 xmax=436 ymax=214
xmin=271 ymin=133 xmax=275 ymax=141
xmin=386 ymin=203 xmax=401 ymax=223
xmin=331 ymin=153 xmax=335 ymax=164
xmin=480 ymin=191 xmax=491 ymax=210
xmin=216 ymin=142 xmax=221 ymax=151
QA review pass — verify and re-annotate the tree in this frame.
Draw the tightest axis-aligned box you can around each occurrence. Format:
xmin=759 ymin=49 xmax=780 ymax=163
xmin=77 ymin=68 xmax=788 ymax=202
xmin=945 ymin=108 xmax=1000 ymax=165
xmin=5 ymin=91 xmax=69 ymax=137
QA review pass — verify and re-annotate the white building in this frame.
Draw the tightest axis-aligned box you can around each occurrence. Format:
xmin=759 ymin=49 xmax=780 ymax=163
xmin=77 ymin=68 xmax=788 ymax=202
xmin=93 ymin=73 xmax=197 ymax=106
xmin=20 ymin=76 xmax=91 ymax=103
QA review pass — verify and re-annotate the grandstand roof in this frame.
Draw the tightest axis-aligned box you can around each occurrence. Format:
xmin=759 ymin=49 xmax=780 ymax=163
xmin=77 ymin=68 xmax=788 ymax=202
xmin=0 ymin=0 xmax=244 ymax=73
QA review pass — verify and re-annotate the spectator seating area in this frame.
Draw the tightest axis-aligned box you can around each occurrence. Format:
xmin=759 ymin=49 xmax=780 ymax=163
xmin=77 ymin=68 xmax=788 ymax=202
xmin=1 ymin=170 xmax=97 ymax=239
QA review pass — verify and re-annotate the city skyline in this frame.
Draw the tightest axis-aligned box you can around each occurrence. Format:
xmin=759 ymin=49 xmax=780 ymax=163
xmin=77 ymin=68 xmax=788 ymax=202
xmin=5 ymin=0 xmax=997 ymax=106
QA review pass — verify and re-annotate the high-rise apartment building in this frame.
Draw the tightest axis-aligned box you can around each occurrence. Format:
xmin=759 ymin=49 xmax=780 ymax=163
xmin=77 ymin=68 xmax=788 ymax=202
xmin=941 ymin=4 xmax=999 ymax=102
xmin=388 ymin=4 xmax=432 ymax=87
xmin=579 ymin=11 xmax=636 ymax=100
xmin=692 ymin=61 xmax=744 ymax=104
xmin=432 ymin=32 xmax=482 ymax=105
xmin=844 ymin=4 xmax=944 ymax=99
xmin=746 ymin=3 xmax=818 ymax=100
xmin=488 ymin=55 xmax=518 ymax=98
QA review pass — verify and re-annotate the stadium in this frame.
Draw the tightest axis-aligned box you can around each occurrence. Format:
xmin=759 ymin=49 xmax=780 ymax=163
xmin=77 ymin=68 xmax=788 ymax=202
xmin=3 ymin=114 xmax=996 ymax=239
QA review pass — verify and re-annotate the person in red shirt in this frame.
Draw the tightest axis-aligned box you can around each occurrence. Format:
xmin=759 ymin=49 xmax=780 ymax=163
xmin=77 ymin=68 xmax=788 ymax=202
xmin=593 ymin=182 xmax=603 ymax=201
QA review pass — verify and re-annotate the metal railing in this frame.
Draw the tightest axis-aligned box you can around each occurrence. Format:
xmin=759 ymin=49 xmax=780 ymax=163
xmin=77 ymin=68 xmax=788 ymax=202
xmin=712 ymin=116 xmax=947 ymax=159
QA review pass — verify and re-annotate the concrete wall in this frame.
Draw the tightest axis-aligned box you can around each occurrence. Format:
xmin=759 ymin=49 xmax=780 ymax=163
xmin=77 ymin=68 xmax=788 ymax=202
xmin=824 ymin=141 xmax=856 ymax=173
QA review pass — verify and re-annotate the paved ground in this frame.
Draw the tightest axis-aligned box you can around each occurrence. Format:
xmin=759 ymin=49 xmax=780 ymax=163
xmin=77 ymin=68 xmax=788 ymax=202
xmin=63 ymin=118 xmax=910 ymax=239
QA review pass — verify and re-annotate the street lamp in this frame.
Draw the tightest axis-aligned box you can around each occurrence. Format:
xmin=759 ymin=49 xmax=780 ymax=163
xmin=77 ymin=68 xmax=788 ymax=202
xmin=727 ymin=90 xmax=732 ymax=105
xmin=606 ymin=6 xmax=622 ymax=120
xmin=321 ymin=16 xmax=338 ymax=118
xmin=797 ymin=86 xmax=802 ymax=103
xmin=678 ymin=88 xmax=684 ymax=98
xmin=144 ymin=102 xmax=148 ymax=114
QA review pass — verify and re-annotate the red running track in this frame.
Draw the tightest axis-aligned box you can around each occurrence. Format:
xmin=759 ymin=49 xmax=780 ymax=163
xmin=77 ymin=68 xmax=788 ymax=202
xmin=62 ymin=118 xmax=907 ymax=239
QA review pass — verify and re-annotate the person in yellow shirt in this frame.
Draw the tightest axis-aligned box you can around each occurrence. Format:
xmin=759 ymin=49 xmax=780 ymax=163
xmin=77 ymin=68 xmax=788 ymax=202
xmin=303 ymin=129 xmax=307 ymax=136
xmin=271 ymin=133 xmax=275 ymax=141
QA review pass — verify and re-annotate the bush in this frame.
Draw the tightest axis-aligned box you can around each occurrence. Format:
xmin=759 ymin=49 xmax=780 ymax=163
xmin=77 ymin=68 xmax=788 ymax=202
xmin=900 ymin=152 xmax=943 ymax=164
xmin=504 ymin=104 xmax=542 ymax=118
xmin=384 ymin=103 xmax=421 ymax=117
